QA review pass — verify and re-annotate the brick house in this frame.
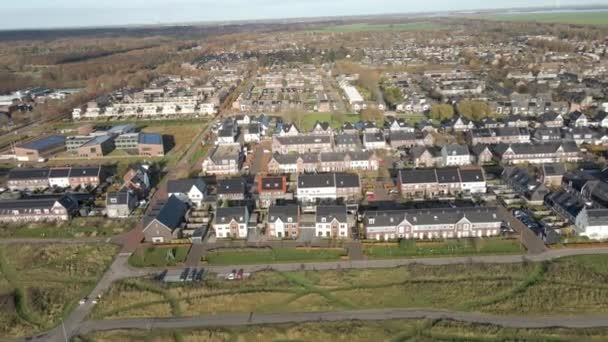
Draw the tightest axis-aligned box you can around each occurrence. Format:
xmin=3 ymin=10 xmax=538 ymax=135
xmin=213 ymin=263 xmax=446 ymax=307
xmin=267 ymin=204 xmax=300 ymax=238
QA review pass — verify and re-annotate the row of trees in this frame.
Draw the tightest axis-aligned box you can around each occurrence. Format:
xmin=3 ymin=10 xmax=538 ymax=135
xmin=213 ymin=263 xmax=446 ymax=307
xmin=428 ymin=100 xmax=493 ymax=122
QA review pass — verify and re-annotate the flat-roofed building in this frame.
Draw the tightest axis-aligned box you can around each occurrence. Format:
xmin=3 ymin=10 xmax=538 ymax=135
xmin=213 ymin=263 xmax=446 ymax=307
xmin=138 ymin=133 xmax=165 ymax=157
xmin=14 ymin=135 xmax=66 ymax=162
xmin=202 ymin=144 xmax=243 ymax=176
xmin=76 ymin=135 xmax=115 ymax=158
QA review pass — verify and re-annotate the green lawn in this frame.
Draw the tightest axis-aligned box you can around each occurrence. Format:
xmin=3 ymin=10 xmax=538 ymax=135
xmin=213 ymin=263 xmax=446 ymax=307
xmin=299 ymin=113 xmax=360 ymax=131
xmin=364 ymin=238 xmax=524 ymax=259
xmin=94 ymin=255 xmax=608 ymax=321
xmin=474 ymin=11 xmax=608 ymax=26
xmin=204 ymin=247 xmax=347 ymax=265
xmin=0 ymin=217 xmax=136 ymax=238
xmin=312 ymin=22 xmax=444 ymax=33
xmin=128 ymin=246 xmax=190 ymax=267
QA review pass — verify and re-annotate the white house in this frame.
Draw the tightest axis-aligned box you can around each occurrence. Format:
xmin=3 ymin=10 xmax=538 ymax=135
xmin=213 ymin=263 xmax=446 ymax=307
xmin=459 ymin=168 xmax=487 ymax=194
xmin=575 ymin=208 xmax=608 ymax=240
xmin=441 ymin=144 xmax=471 ymax=167
xmin=167 ymin=179 xmax=207 ymax=207
xmin=214 ymin=206 xmax=249 ymax=239
xmin=315 ymin=205 xmax=349 ymax=239
xmin=48 ymin=168 xmax=71 ymax=188
xmin=363 ymin=132 xmax=389 ymax=150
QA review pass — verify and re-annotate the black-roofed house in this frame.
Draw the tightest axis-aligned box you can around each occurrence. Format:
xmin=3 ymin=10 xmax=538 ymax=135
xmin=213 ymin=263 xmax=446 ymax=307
xmin=48 ymin=167 xmax=71 ymax=188
xmin=362 ymin=132 xmax=388 ymax=150
xmin=389 ymin=131 xmax=434 ymax=149
xmin=494 ymin=142 xmax=581 ymax=165
xmin=0 ymin=195 xmax=79 ymax=223
xmin=217 ymin=177 xmax=246 ymax=201
xmin=451 ymin=116 xmax=475 ymax=132
xmin=538 ymin=111 xmax=564 ymax=128
xmin=545 ymin=191 xmax=585 ymax=224
xmin=410 ymin=146 xmax=441 ymax=168
xmin=441 ymin=144 xmax=471 ymax=167
xmin=311 ymin=121 xmax=333 ymax=135
xmin=257 ymin=175 xmax=292 ymax=207
xmin=143 ymin=196 xmax=189 ymax=243
xmin=167 ymin=178 xmax=207 ymax=207
xmin=398 ymin=169 xmax=439 ymax=198
xmin=502 ymin=167 xmax=550 ymax=205
xmin=213 ymin=206 xmax=249 ymax=239
xmin=540 ymin=164 xmax=566 ymax=188
xmin=459 ymin=168 xmax=487 ymax=194
xmin=581 ymin=180 xmax=608 ymax=209
xmin=315 ymin=205 xmax=349 ymax=238
xmin=334 ymin=133 xmax=362 ymax=152
xmin=68 ymin=165 xmax=103 ymax=188
xmin=471 ymin=145 xmax=493 ymax=165
xmin=296 ymin=173 xmax=360 ymax=202
xmin=532 ymin=127 xmax=562 ymax=142
xmin=272 ymin=134 xmax=333 ymax=154
xmin=267 ymin=204 xmax=300 ymax=238
xmin=106 ymin=188 xmax=136 ymax=218
xmin=364 ymin=207 xmax=502 ymax=240
xmin=7 ymin=168 xmax=51 ymax=190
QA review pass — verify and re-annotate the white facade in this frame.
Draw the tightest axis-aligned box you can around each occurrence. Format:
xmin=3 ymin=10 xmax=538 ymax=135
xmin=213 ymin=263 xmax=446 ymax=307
xmin=297 ymin=186 xmax=337 ymax=202
xmin=169 ymin=186 xmax=205 ymax=207
xmin=575 ymin=208 xmax=608 ymax=240
xmin=214 ymin=220 xmax=248 ymax=239
xmin=48 ymin=176 xmax=70 ymax=188
xmin=315 ymin=218 xmax=349 ymax=238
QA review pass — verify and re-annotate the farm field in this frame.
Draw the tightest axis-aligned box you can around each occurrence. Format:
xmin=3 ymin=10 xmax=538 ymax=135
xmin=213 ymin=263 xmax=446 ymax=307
xmin=312 ymin=22 xmax=444 ymax=33
xmin=0 ymin=243 xmax=117 ymax=338
xmin=204 ymin=247 xmax=348 ymax=265
xmin=76 ymin=319 xmax=608 ymax=342
xmin=475 ymin=11 xmax=608 ymax=26
xmin=363 ymin=238 xmax=524 ymax=259
xmin=93 ymin=255 xmax=608 ymax=321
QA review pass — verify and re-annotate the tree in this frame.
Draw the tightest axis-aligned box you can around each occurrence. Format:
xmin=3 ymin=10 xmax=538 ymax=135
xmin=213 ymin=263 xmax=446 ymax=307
xmin=429 ymin=104 xmax=455 ymax=122
xmin=457 ymin=100 xmax=492 ymax=121
xmin=361 ymin=108 xmax=383 ymax=125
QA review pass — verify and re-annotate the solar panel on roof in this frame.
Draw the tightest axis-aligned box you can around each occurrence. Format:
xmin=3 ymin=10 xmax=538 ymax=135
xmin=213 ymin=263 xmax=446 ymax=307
xmin=20 ymin=135 xmax=65 ymax=150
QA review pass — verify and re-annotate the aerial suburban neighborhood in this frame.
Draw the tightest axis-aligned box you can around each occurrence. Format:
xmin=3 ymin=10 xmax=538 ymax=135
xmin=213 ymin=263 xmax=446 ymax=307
xmin=3 ymin=2 xmax=608 ymax=341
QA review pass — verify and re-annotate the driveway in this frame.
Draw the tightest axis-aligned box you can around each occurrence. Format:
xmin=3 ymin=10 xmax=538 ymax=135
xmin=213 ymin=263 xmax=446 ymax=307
xmin=497 ymin=205 xmax=547 ymax=255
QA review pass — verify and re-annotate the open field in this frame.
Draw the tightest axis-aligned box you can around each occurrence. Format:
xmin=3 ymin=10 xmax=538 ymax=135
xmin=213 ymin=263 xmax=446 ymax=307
xmin=94 ymin=255 xmax=608 ymax=320
xmin=128 ymin=245 xmax=190 ymax=267
xmin=76 ymin=318 xmax=608 ymax=342
xmin=0 ymin=217 xmax=136 ymax=238
xmin=363 ymin=238 xmax=524 ymax=259
xmin=474 ymin=11 xmax=608 ymax=26
xmin=312 ymin=22 xmax=444 ymax=33
xmin=0 ymin=243 xmax=117 ymax=338
xmin=298 ymin=113 xmax=360 ymax=131
xmin=204 ymin=247 xmax=348 ymax=265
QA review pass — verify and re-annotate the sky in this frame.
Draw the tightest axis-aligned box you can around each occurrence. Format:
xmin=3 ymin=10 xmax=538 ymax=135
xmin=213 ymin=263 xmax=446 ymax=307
xmin=1 ymin=0 xmax=607 ymax=30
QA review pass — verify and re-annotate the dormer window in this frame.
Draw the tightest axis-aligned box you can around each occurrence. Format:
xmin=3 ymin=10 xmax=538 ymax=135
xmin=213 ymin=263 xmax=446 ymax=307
xmin=321 ymin=217 xmax=326 ymax=223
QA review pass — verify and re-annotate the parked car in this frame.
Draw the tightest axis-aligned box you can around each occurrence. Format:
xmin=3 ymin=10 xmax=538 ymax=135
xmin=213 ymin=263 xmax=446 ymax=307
xmin=236 ymin=269 xmax=244 ymax=280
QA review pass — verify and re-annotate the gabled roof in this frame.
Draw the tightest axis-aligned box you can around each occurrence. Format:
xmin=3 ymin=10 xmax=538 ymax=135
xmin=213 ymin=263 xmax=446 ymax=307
xmin=18 ymin=135 xmax=65 ymax=151
xmin=442 ymin=144 xmax=470 ymax=156
xmin=259 ymin=176 xmax=285 ymax=192
xmin=365 ymin=207 xmax=500 ymax=227
xmin=459 ymin=168 xmax=485 ymax=183
xmin=8 ymin=168 xmax=50 ymax=180
xmin=399 ymin=169 xmax=437 ymax=184
xmin=69 ymin=166 xmax=102 ymax=178
xmin=217 ymin=177 xmax=246 ymax=194
xmin=316 ymin=205 xmax=347 ymax=223
xmin=268 ymin=204 xmax=299 ymax=223
xmin=215 ymin=206 xmax=248 ymax=224
xmin=542 ymin=163 xmax=566 ymax=177
xmin=106 ymin=188 xmax=131 ymax=206
xmin=148 ymin=196 xmax=188 ymax=232
xmin=436 ymin=168 xmax=461 ymax=183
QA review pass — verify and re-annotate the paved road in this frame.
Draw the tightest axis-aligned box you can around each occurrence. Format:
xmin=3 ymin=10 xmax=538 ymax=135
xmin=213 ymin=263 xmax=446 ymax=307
xmin=76 ymin=308 xmax=608 ymax=336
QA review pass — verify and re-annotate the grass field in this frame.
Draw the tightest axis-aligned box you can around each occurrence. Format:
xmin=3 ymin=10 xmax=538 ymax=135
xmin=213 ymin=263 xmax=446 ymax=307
xmin=94 ymin=255 xmax=608 ymax=321
xmin=128 ymin=246 xmax=190 ymax=267
xmin=312 ymin=22 xmax=444 ymax=33
xmin=363 ymin=238 xmax=524 ymax=259
xmin=475 ymin=11 xmax=608 ymax=26
xmin=204 ymin=248 xmax=348 ymax=265
xmin=298 ymin=113 xmax=360 ymax=131
xmin=0 ymin=217 xmax=136 ymax=238
xmin=0 ymin=243 xmax=117 ymax=338
xmin=76 ymin=319 xmax=608 ymax=342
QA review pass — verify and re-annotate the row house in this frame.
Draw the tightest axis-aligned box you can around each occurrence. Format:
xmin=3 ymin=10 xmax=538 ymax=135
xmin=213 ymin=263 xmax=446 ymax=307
xmin=502 ymin=167 xmax=551 ymax=205
xmin=494 ymin=142 xmax=581 ymax=165
xmin=202 ymin=144 xmax=243 ymax=176
xmin=363 ymin=207 xmax=502 ymax=241
xmin=334 ymin=133 xmax=363 ymax=152
xmin=389 ymin=131 xmax=434 ymax=149
xmin=217 ymin=177 xmax=247 ymax=201
xmin=213 ymin=206 xmax=249 ymax=239
xmin=167 ymin=178 xmax=207 ymax=207
xmin=471 ymin=145 xmax=494 ymax=165
xmin=7 ymin=166 xmax=103 ymax=191
xmin=410 ymin=146 xmax=442 ymax=168
xmin=574 ymin=207 xmax=608 ymax=240
xmin=142 ymin=196 xmax=189 ymax=243
xmin=398 ymin=167 xmax=486 ymax=198
xmin=363 ymin=132 xmax=389 ymax=150
xmin=385 ymin=118 xmax=415 ymax=132
xmin=537 ymin=112 xmax=564 ymax=128
xmin=0 ymin=195 xmax=79 ymax=223
xmin=297 ymin=173 xmax=361 ymax=202
xmin=468 ymin=127 xmax=531 ymax=146
xmin=272 ymin=134 xmax=333 ymax=154
xmin=533 ymin=127 xmax=562 ymax=142
xmin=267 ymin=204 xmax=299 ymax=238
xmin=451 ymin=117 xmax=475 ymax=132
xmin=268 ymin=151 xmax=379 ymax=174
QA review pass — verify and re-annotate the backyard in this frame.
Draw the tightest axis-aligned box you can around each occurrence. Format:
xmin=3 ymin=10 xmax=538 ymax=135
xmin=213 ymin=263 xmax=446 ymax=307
xmin=0 ymin=243 xmax=117 ymax=338
xmin=93 ymin=255 xmax=608 ymax=321
xmin=76 ymin=319 xmax=608 ymax=342
xmin=363 ymin=238 xmax=524 ymax=259
xmin=204 ymin=247 xmax=348 ymax=265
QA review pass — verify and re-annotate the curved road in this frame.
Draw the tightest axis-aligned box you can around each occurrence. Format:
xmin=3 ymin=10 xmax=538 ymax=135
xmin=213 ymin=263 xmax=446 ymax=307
xmin=29 ymin=246 xmax=608 ymax=341
xmin=76 ymin=308 xmax=608 ymax=336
